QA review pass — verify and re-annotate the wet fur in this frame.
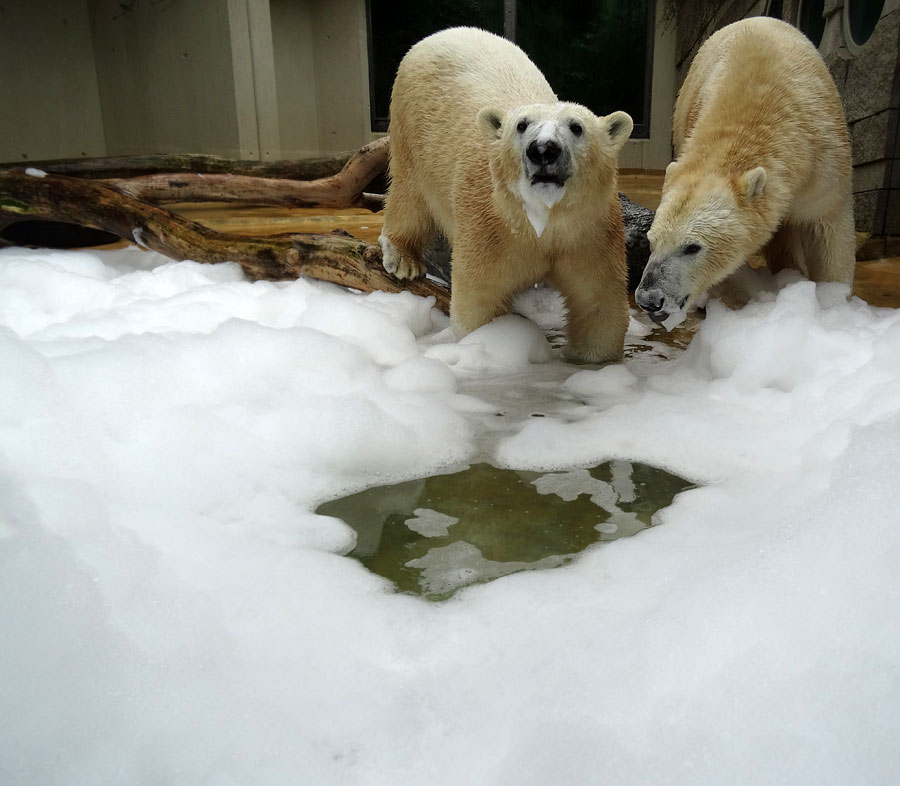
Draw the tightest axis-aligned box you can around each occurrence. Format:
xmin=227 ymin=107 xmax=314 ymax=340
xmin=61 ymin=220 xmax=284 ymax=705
xmin=637 ymin=18 xmax=855 ymax=322
xmin=380 ymin=27 xmax=632 ymax=363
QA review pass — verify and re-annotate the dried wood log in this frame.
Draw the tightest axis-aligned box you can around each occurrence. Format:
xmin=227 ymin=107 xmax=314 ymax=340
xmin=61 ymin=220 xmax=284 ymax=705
xmin=1 ymin=138 xmax=655 ymax=307
xmin=0 ymin=168 xmax=450 ymax=312
xmin=0 ymin=150 xmax=362 ymax=181
xmin=102 ymin=138 xmax=390 ymax=210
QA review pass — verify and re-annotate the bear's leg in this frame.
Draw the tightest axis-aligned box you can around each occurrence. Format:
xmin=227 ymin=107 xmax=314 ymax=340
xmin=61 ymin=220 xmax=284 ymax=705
xmin=448 ymin=271 xmax=515 ymax=337
xmin=550 ymin=259 xmax=628 ymax=364
xmin=763 ymin=223 xmax=805 ymax=275
xmin=448 ymin=235 xmax=542 ymax=336
xmin=379 ymin=179 xmax=433 ymax=280
xmin=801 ymin=202 xmax=856 ymax=286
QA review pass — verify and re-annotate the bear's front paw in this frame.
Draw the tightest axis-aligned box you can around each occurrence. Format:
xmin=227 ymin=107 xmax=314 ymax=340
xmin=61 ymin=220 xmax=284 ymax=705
xmin=392 ymin=256 xmax=426 ymax=280
xmin=378 ymin=233 xmax=426 ymax=280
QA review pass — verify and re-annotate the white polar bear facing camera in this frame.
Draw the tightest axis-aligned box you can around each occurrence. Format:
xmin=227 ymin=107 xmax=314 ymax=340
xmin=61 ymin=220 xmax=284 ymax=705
xmin=379 ymin=26 xmax=633 ymax=363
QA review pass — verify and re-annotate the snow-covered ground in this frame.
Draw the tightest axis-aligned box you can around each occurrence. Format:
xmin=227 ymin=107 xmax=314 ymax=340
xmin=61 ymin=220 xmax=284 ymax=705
xmin=1 ymin=245 xmax=899 ymax=785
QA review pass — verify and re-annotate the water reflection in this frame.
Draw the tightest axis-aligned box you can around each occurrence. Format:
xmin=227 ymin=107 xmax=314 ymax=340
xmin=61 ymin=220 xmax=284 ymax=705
xmin=317 ymin=461 xmax=694 ymax=600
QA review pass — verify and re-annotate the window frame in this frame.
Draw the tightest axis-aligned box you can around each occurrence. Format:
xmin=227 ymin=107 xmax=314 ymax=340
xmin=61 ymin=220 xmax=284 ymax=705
xmin=365 ymin=0 xmax=654 ymax=138
xmin=841 ymin=0 xmax=885 ymax=57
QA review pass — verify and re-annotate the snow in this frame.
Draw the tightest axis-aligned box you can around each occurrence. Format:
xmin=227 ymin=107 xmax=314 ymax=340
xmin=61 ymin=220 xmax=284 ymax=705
xmin=1 ymin=244 xmax=899 ymax=785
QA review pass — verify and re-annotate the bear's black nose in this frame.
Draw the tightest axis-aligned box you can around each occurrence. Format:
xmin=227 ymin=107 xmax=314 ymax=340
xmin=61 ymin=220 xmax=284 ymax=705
xmin=526 ymin=140 xmax=561 ymax=166
xmin=635 ymin=287 xmax=666 ymax=317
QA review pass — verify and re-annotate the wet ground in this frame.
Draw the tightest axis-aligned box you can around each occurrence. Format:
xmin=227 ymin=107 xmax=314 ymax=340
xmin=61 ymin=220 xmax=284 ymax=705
xmin=169 ymin=172 xmax=900 ymax=309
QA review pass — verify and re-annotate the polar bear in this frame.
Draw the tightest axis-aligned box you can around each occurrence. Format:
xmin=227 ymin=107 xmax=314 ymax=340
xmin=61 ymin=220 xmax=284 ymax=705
xmin=635 ymin=17 xmax=855 ymax=326
xmin=379 ymin=27 xmax=633 ymax=363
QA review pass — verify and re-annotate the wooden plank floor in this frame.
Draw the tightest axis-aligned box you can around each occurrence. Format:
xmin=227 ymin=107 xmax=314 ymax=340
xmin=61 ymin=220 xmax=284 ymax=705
xmin=169 ymin=173 xmax=900 ymax=309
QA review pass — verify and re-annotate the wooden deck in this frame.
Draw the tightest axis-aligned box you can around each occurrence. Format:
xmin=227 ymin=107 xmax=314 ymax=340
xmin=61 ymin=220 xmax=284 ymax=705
xmin=167 ymin=172 xmax=900 ymax=308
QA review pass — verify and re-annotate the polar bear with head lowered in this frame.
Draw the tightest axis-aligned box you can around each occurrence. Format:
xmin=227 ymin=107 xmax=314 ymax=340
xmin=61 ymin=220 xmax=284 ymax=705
xmin=636 ymin=17 xmax=855 ymax=326
xmin=379 ymin=27 xmax=633 ymax=363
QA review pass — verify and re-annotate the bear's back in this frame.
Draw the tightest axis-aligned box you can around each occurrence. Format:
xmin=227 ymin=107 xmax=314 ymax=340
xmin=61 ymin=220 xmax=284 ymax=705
xmin=674 ymin=17 xmax=846 ymax=159
xmin=395 ymin=27 xmax=556 ymax=116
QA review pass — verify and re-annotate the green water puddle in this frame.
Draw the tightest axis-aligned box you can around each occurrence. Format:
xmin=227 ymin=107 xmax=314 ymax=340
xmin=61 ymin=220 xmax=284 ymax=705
xmin=317 ymin=461 xmax=694 ymax=600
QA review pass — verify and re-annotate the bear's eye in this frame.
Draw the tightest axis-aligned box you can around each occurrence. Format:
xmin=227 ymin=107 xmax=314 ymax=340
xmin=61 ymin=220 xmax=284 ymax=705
xmin=569 ymin=121 xmax=583 ymax=137
xmin=683 ymin=243 xmax=702 ymax=255
xmin=516 ymin=120 xmax=529 ymax=134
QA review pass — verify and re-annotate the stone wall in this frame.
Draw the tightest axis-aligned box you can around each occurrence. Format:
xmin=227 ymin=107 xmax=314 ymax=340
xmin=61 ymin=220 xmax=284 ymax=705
xmin=820 ymin=1 xmax=899 ymax=253
xmin=672 ymin=0 xmax=899 ymax=250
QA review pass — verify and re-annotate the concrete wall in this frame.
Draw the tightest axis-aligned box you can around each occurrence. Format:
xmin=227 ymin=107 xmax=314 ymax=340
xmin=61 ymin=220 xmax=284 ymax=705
xmin=88 ymin=0 xmax=243 ymax=158
xmin=226 ymin=0 xmax=281 ymax=160
xmin=1 ymin=0 xmax=287 ymax=162
xmin=309 ymin=0 xmax=377 ymax=154
xmin=0 ymin=0 xmax=671 ymax=166
xmin=270 ymin=0 xmax=320 ymax=158
xmin=0 ymin=0 xmax=106 ymax=162
xmin=269 ymin=0 xmax=377 ymax=157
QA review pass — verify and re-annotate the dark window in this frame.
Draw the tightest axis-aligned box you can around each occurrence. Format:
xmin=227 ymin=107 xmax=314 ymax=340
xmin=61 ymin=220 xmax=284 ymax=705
xmin=797 ymin=0 xmax=826 ymax=47
xmin=846 ymin=0 xmax=884 ymax=47
xmin=516 ymin=0 xmax=652 ymax=138
xmin=366 ymin=0 xmax=653 ymax=137
xmin=366 ymin=1 xmax=504 ymax=133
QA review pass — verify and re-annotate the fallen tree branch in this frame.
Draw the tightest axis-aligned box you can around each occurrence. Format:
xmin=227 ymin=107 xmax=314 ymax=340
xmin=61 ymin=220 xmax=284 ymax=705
xmin=1 ymin=141 xmax=655 ymax=305
xmin=101 ymin=137 xmax=390 ymax=209
xmin=0 ymin=149 xmax=365 ymax=181
xmin=0 ymin=168 xmax=449 ymax=312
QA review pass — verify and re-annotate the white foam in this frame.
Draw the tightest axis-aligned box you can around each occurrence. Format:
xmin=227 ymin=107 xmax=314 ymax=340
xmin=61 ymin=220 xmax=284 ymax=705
xmin=426 ymin=313 xmax=553 ymax=374
xmin=404 ymin=508 xmax=459 ymax=537
xmin=2 ymin=244 xmax=900 ymax=784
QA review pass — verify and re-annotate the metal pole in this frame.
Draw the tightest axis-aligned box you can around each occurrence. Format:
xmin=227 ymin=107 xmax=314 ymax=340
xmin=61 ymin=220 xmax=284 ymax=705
xmin=503 ymin=0 xmax=517 ymax=41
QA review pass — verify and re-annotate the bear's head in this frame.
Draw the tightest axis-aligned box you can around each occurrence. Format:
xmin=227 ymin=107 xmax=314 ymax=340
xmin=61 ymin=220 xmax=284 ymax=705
xmin=477 ymin=103 xmax=633 ymax=237
xmin=636 ymin=162 xmax=768 ymax=325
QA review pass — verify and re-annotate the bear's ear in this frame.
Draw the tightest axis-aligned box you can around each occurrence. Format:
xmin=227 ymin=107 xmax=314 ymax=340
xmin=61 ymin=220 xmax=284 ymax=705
xmin=741 ymin=166 xmax=767 ymax=200
xmin=477 ymin=107 xmax=505 ymax=141
xmin=665 ymin=160 xmax=680 ymax=179
xmin=599 ymin=111 xmax=634 ymax=154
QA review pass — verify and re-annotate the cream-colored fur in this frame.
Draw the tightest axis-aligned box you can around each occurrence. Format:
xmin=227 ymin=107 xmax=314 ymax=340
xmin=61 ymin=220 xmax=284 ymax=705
xmin=636 ymin=17 xmax=855 ymax=325
xmin=379 ymin=27 xmax=633 ymax=363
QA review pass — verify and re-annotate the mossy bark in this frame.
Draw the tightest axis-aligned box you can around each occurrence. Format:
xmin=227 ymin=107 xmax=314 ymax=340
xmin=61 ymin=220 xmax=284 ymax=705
xmin=0 ymin=149 xmax=366 ymax=181
xmin=0 ymin=168 xmax=449 ymax=312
